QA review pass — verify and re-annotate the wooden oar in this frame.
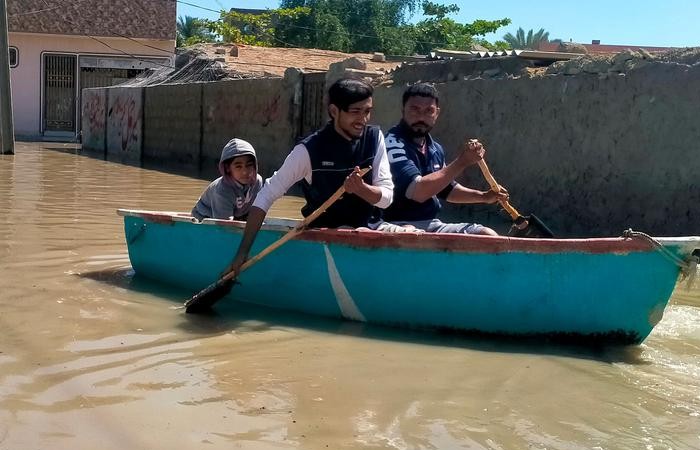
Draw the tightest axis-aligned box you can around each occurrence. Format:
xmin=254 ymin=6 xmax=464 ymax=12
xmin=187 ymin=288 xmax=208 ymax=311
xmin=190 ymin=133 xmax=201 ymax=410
xmin=477 ymin=159 xmax=554 ymax=238
xmin=184 ymin=166 xmax=372 ymax=313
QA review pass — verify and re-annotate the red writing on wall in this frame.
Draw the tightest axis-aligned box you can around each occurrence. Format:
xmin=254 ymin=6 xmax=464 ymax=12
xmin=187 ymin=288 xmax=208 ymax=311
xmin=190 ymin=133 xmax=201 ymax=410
xmin=85 ymin=92 xmax=105 ymax=135
xmin=109 ymin=93 xmax=141 ymax=152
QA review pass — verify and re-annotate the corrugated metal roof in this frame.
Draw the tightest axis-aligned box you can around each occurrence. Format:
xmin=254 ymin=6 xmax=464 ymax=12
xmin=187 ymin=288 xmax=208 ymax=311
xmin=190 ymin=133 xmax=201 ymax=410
xmin=430 ymin=49 xmax=583 ymax=61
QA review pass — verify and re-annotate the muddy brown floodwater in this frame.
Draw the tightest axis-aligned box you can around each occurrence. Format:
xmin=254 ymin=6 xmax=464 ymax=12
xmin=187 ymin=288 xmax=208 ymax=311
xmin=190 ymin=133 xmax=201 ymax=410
xmin=1 ymin=143 xmax=699 ymax=449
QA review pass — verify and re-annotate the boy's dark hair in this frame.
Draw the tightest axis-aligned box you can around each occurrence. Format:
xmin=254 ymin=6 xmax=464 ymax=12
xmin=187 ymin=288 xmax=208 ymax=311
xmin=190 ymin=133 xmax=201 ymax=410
xmin=402 ymin=82 xmax=439 ymax=106
xmin=224 ymin=154 xmax=254 ymax=164
xmin=328 ymin=78 xmax=373 ymax=111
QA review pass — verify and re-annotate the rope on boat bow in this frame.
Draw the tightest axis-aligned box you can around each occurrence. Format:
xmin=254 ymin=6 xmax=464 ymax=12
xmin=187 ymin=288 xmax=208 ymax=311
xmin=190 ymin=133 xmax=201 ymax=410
xmin=622 ymin=228 xmax=699 ymax=290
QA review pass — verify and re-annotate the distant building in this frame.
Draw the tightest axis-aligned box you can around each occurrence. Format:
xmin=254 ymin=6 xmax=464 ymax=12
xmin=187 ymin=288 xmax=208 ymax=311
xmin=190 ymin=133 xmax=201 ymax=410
xmin=7 ymin=0 xmax=175 ymax=139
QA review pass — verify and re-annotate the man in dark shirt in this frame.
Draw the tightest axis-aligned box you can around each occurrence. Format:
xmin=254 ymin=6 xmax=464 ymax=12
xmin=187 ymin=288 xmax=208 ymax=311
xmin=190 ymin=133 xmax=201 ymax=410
xmin=384 ymin=82 xmax=508 ymax=235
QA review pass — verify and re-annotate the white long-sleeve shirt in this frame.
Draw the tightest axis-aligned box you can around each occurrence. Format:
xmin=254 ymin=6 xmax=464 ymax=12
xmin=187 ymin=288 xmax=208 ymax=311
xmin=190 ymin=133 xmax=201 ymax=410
xmin=253 ymin=132 xmax=394 ymax=212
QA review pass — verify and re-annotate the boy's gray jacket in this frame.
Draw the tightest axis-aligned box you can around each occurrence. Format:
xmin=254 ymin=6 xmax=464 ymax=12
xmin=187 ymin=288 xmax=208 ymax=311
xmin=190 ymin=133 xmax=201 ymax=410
xmin=191 ymin=138 xmax=263 ymax=220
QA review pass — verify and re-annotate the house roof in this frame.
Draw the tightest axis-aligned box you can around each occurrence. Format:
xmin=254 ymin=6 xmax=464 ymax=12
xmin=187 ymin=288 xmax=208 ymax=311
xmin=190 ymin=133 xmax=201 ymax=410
xmin=196 ymin=43 xmax=401 ymax=77
xmin=7 ymin=0 xmax=176 ymax=40
xmin=538 ymin=41 xmax=676 ymax=54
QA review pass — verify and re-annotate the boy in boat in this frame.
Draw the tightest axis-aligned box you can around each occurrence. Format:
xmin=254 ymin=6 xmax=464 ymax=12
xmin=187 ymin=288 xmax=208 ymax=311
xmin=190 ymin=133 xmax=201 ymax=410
xmin=224 ymin=77 xmax=400 ymax=275
xmin=191 ymin=138 xmax=263 ymax=221
xmin=383 ymin=82 xmax=508 ymax=235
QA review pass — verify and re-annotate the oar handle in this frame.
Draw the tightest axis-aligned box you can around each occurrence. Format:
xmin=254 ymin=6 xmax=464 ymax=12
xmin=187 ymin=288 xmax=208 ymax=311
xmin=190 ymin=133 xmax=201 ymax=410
xmin=224 ymin=166 xmax=373 ymax=280
xmin=476 ymin=159 xmax=522 ymax=221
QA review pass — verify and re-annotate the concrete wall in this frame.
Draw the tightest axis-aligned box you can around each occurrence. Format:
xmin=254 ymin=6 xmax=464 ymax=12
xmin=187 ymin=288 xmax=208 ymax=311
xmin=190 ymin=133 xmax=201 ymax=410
xmin=82 ymin=69 xmax=303 ymax=178
xmin=106 ymin=87 xmax=144 ymax=163
xmin=143 ymin=83 xmax=203 ymax=170
xmin=81 ymin=88 xmax=107 ymax=154
xmin=372 ymin=61 xmax=700 ymax=237
xmin=201 ymin=71 xmax=302 ymax=178
xmin=79 ymin=56 xmax=700 ymax=236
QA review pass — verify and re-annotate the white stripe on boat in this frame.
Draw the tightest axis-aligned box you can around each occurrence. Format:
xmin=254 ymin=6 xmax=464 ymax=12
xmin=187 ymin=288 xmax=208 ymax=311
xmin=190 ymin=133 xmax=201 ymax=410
xmin=324 ymin=245 xmax=366 ymax=322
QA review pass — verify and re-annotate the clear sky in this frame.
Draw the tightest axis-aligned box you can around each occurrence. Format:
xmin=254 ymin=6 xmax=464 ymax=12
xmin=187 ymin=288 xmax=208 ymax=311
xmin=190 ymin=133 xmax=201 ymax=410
xmin=177 ymin=0 xmax=699 ymax=48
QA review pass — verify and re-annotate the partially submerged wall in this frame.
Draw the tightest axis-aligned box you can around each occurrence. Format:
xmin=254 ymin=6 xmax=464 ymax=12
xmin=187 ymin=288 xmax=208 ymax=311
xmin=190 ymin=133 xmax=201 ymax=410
xmin=106 ymin=87 xmax=144 ymax=164
xmin=372 ymin=52 xmax=700 ymax=236
xmin=82 ymin=69 xmax=302 ymax=179
xmin=144 ymin=83 xmax=203 ymax=170
xmin=81 ymin=88 xmax=107 ymax=155
xmin=81 ymin=50 xmax=700 ymax=236
xmin=201 ymin=70 xmax=302 ymax=178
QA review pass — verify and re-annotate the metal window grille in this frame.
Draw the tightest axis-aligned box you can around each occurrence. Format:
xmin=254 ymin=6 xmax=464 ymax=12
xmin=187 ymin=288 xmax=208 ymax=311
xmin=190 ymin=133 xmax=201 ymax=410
xmin=44 ymin=54 xmax=77 ymax=132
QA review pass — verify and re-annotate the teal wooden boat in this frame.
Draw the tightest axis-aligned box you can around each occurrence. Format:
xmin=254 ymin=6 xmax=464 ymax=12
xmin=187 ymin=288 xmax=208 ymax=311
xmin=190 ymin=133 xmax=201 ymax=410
xmin=118 ymin=209 xmax=700 ymax=344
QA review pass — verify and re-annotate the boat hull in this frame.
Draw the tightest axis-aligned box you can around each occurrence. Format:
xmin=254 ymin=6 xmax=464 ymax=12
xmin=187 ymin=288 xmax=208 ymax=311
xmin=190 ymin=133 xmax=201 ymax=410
xmin=120 ymin=210 xmax=700 ymax=344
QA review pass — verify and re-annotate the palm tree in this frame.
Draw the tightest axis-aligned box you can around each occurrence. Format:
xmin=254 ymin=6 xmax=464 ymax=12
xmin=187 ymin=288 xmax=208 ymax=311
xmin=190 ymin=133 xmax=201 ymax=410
xmin=177 ymin=16 xmax=214 ymax=47
xmin=503 ymin=27 xmax=550 ymax=50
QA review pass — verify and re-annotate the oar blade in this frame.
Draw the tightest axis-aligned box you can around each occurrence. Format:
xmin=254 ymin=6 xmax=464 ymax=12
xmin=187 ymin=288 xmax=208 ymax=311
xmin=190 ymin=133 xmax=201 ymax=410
xmin=185 ymin=278 xmax=234 ymax=313
xmin=508 ymin=214 xmax=554 ymax=238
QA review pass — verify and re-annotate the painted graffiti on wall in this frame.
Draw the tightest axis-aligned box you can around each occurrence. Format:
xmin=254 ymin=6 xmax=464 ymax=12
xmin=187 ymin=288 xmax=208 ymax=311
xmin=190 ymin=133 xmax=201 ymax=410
xmin=112 ymin=97 xmax=138 ymax=151
xmin=107 ymin=88 xmax=143 ymax=159
xmin=81 ymin=89 xmax=106 ymax=151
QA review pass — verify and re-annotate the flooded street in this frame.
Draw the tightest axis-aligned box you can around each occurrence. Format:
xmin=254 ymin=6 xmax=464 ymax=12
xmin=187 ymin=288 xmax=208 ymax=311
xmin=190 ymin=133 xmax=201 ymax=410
xmin=1 ymin=143 xmax=699 ymax=450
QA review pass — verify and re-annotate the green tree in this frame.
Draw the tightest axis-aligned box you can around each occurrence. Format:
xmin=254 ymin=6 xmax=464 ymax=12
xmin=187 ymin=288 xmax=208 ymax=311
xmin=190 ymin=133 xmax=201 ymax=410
xmin=274 ymin=0 xmax=421 ymax=53
xmin=421 ymin=1 xmax=459 ymax=18
xmin=477 ymin=39 xmax=511 ymax=51
xmin=199 ymin=1 xmax=510 ymax=56
xmin=176 ymin=15 xmax=216 ymax=47
xmin=411 ymin=2 xmax=510 ymax=54
xmin=502 ymin=27 xmax=550 ymax=50
xmin=204 ymin=7 xmax=310 ymax=46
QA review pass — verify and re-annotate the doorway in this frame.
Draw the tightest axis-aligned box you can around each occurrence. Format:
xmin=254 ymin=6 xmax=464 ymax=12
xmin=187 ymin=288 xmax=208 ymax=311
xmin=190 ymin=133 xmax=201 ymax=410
xmin=43 ymin=54 xmax=77 ymax=134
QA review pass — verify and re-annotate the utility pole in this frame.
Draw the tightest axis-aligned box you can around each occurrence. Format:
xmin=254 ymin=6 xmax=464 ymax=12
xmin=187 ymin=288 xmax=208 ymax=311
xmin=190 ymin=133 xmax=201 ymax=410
xmin=0 ymin=0 xmax=15 ymax=155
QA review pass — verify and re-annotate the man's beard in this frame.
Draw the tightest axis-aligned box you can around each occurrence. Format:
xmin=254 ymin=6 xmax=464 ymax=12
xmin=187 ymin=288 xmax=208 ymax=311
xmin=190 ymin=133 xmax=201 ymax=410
xmin=402 ymin=119 xmax=432 ymax=138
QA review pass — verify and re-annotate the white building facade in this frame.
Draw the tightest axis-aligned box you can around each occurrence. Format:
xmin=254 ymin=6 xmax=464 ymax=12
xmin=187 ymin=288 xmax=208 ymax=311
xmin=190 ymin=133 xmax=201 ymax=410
xmin=7 ymin=0 xmax=176 ymax=139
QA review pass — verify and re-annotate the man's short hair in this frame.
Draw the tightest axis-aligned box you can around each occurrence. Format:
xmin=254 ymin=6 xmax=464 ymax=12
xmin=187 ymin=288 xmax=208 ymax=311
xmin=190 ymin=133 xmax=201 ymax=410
xmin=402 ymin=82 xmax=439 ymax=106
xmin=328 ymin=78 xmax=373 ymax=111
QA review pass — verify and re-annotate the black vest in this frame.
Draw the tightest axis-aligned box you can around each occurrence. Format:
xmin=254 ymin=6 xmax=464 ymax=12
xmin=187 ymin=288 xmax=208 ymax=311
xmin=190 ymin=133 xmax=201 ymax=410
xmin=300 ymin=123 xmax=379 ymax=228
